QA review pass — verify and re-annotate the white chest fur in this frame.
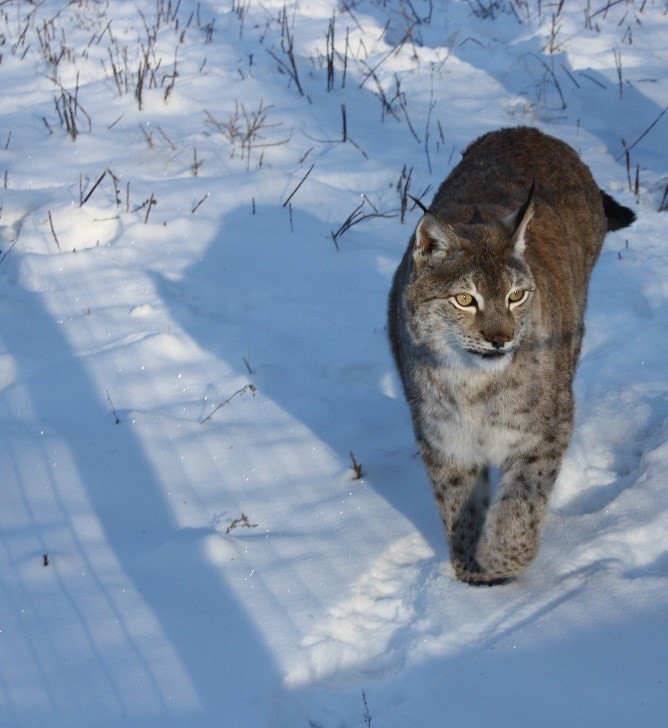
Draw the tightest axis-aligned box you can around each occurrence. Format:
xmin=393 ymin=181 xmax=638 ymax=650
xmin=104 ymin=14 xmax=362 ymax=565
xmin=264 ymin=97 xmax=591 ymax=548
xmin=422 ymin=407 xmax=522 ymax=467
xmin=418 ymin=368 xmax=531 ymax=467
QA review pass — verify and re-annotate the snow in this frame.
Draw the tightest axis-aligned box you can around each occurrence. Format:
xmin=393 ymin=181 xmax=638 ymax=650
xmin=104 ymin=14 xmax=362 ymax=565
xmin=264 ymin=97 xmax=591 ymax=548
xmin=0 ymin=0 xmax=666 ymax=726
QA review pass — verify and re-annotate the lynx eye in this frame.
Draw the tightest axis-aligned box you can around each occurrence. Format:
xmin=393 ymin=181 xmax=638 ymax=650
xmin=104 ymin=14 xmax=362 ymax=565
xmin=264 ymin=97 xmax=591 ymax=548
xmin=508 ymin=289 xmax=527 ymax=305
xmin=454 ymin=293 xmax=476 ymax=308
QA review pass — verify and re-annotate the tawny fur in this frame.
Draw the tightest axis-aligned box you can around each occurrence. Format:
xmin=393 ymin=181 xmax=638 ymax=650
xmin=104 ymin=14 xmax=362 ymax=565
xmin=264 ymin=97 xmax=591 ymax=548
xmin=388 ymin=127 xmax=635 ymax=585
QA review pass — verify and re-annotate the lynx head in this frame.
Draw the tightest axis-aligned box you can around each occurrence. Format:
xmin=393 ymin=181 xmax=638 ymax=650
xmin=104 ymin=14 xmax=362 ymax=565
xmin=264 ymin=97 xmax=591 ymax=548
xmin=406 ymin=191 xmax=536 ymax=371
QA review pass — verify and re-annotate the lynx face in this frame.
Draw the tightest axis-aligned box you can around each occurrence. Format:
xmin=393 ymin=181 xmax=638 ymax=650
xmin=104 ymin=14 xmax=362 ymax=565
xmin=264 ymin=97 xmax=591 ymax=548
xmin=405 ymin=211 xmax=535 ymax=372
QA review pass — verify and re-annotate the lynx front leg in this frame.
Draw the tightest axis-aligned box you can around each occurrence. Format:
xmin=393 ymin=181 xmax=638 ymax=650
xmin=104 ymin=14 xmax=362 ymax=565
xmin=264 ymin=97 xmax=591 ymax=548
xmin=420 ymin=445 xmax=492 ymax=584
xmin=475 ymin=452 xmax=563 ymax=581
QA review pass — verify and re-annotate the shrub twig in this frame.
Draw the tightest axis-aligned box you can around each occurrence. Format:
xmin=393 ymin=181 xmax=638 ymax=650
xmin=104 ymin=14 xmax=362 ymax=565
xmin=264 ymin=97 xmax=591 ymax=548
xmin=47 ymin=211 xmax=61 ymax=252
xmin=200 ymin=384 xmax=257 ymax=424
xmin=349 ymin=451 xmax=364 ymax=480
xmin=226 ymin=513 xmax=258 ymax=534
xmin=283 ymin=164 xmax=314 ymax=207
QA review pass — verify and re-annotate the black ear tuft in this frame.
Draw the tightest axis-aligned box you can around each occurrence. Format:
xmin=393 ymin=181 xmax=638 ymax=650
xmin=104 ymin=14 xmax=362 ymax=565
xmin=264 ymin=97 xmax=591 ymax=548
xmin=513 ymin=181 xmax=536 ymax=230
xmin=501 ymin=183 xmax=536 ymax=256
xmin=409 ymin=195 xmax=431 ymax=215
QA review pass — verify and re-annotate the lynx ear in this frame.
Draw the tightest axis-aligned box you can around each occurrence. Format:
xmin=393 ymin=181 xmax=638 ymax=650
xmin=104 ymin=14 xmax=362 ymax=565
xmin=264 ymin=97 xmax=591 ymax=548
xmin=502 ymin=182 xmax=535 ymax=256
xmin=413 ymin=213 xmax=461 ymax=259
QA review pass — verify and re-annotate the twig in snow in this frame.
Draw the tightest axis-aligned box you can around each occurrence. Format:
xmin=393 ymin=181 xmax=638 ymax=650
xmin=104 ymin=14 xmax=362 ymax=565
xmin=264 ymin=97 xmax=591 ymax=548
xmin=266 ymin=4 xmax=307 ymax=99
xmin=621 ymin=138 xmax=633 ymax=191
xmin=615 ymin=104 xmax=668 ymax=160
xmin=287 ymin=202 xmax=294 ymax=232
xmin=282 ymin=164 xmax=314 ymax=207
xmin=191 ymin=193 xmax=209 ymax=214
xmin=349 ymin=451 xmax=364 ymax=480
xmin=47 ymin=211 xmax=61 ymax=252
xmin=191 ymin=147 xmax=204 ymax=176
xmin=205 ymin=102 xmax=290 ymax=170
xmin=108 ymin=114 xmax=125 ymax=130
xmin=81 ymin=170 xmax=107 ymax=206
xmin=157 ymin=126 xmax=177 ymax=151
xmin=106 ymin=390 xmax=120 ymax=424
xmin=325 ymin=13 xmax=335 ymax=92
xmin=302 ymin=105 xmax=368 ymax=159
xmin=200 ymin=384 xmax=257 ymax=424
xmin=226 ymin=513 xmax=258 ymax=534
xmin=0 ymin=237 xmax=18 ymax=266
xmin=362 ymin=690 xmax=372 ymax=727
xmin=140 ymin=124 xmax=154 ymax=148
xmin=397 ymin=167 xmax=431 ymax=224
xmin=331 ymin=200 xmax=397 ymax=249
xmin=144 ymin=194 xmax=158 ymax=223
xmin=613 ymin=48 xmax=623 ymax=98
xmin=52 ymin=74 xmax=92 ymax=140
xmin=358 ymin=28 xmax=413 ymax=89
xmin=424 ymin=74 xmax=436 ymax=173
xmin=659 ymin=182 xmax=668 ymax=212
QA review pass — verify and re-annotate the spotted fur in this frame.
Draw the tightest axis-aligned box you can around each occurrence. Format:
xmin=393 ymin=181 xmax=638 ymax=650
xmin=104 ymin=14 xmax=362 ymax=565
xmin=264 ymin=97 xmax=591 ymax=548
xmin=388 ymin=127 xmax=635 ymax=584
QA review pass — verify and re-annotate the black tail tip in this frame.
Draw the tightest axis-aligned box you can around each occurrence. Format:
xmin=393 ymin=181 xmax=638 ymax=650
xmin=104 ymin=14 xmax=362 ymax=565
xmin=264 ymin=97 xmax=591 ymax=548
xmin=601 ymin=190 xmax=636 ymax=232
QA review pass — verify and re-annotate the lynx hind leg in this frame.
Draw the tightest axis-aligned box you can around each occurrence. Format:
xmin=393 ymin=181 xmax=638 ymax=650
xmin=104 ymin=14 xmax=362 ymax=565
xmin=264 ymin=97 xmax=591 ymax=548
xmin=475 ymin=454 xmax=560 ymax=581
xmin=424 ymin=453 xmax=494 ymax=584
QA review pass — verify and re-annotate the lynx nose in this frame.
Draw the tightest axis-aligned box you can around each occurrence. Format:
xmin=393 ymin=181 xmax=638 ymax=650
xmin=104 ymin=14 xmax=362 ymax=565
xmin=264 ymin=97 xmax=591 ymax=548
xmin=486 ymin=332 xmax=512 ymax=349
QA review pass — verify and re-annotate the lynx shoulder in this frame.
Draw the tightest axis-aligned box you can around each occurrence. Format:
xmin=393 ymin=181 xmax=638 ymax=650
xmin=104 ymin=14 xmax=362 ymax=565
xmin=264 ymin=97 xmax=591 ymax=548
xmin=388 ymin=126 xmax=635 ymax=585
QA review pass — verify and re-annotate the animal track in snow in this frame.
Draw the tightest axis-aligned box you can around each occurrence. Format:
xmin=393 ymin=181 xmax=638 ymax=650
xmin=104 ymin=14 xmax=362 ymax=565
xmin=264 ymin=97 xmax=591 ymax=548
xmin=285 ymin=533 xmax=434 ymax=687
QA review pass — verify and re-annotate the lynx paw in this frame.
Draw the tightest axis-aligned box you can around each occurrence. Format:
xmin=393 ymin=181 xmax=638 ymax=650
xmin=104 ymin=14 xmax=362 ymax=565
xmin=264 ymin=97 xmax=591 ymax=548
xmin=450 ymin=551 xmax=512 ymax=586
xmin=474 ymin=542 xmax=534 ymax=581
xmin=450 ymin=548 xmax=527 ymax=585
xmin=453 ymin=562 xmax=511 ymax=586
xmin=472 ymin=496 xmax=545 ymax=581
xmin=474 ymin=527 xmax=539 ymax=581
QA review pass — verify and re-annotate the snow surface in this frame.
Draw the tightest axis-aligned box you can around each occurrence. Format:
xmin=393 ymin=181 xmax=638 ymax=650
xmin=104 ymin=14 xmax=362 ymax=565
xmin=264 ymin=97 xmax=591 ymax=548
xmin=0 ymin=1 xmax=666 ymax=726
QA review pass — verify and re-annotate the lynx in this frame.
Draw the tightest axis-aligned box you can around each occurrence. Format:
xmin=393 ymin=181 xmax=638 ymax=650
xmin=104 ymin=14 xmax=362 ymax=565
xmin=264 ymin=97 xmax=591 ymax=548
xmin=388 ymin=127 xmax=635 ymax=585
